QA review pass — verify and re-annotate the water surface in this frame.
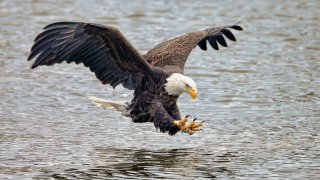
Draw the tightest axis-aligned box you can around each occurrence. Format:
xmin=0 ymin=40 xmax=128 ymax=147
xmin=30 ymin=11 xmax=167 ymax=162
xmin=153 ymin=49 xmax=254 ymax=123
xmin=0 ymin=0 xmax=319 ymax=179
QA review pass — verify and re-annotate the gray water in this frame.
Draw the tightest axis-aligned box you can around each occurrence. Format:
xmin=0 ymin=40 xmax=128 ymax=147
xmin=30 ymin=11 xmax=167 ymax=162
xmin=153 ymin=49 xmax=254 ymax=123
xmin=1 ymin=0 xmax=319 ymax=179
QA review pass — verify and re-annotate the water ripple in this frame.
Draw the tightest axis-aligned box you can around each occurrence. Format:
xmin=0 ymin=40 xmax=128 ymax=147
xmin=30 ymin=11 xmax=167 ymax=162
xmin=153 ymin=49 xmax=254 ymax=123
xmin=0 ymin=0 xmax=319 ymax=179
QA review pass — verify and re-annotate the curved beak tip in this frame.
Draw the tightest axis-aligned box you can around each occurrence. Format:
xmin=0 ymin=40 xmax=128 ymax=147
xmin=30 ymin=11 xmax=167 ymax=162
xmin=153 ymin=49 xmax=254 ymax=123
xmin=190 ymin=89 xmax=198 ymax=100
xmin=185 ymin=86 xmax=198 ymax=100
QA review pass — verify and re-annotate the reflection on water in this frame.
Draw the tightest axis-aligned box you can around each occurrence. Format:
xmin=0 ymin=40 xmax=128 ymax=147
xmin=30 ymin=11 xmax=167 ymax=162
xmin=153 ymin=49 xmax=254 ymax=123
xmin=50 ymin=148 xmax=237 ymax=179
xmin=1 ymin=0 xmax=319 ymax=179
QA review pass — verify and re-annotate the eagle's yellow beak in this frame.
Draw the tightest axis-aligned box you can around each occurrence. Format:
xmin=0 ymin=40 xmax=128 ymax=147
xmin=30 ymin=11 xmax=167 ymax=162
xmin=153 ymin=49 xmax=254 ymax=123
xmin=186 ymin=87 xmax=198 ymax=100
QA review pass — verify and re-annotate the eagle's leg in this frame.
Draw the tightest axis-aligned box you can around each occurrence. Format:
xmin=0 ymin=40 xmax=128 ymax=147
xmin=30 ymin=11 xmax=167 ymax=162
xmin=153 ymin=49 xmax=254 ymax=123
xmin=174 ymin=116 xmax=204 ymax=135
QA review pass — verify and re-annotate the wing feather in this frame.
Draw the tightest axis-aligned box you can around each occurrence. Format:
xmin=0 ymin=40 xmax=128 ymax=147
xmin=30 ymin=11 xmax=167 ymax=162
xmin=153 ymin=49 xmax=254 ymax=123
xmin=208 ymin=36 xmax=219 ymax=50
xmin=221 ymin=28 xmax=236 ymax=41
xmin=197 ymin=39 xmax=207 ymax=51
xmin=144 ymin=23 xmax=243 ymax=69
xmin=27 ymin=22 xmax=154 ymax=90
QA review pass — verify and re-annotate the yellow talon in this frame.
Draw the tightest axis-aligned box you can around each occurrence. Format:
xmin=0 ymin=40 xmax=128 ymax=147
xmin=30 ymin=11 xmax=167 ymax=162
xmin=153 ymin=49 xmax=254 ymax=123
xmin=173 ymin=116 xmax=204 ymax=135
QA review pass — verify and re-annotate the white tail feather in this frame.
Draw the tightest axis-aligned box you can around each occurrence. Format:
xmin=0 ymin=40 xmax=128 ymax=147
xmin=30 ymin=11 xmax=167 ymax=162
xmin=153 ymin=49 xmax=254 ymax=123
xmin=88 ymin=96 xmax=130 ymax=116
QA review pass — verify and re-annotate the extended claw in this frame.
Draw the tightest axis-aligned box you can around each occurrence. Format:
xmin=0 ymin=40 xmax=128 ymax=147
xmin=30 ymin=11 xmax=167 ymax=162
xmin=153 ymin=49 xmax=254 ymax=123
xmin=185 ymin=115 xmax=192 ymax=118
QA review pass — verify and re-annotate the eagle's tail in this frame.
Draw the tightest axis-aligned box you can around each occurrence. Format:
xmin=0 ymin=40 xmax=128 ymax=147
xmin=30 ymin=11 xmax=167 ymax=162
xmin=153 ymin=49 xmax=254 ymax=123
xmin=88 ymin=96 xmax=130 ymax=117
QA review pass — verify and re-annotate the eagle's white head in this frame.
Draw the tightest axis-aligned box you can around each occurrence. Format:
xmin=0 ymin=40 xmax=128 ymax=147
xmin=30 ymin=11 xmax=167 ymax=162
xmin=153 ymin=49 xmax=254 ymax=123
xmin=164 ymin=73 xmax=197 ymax=99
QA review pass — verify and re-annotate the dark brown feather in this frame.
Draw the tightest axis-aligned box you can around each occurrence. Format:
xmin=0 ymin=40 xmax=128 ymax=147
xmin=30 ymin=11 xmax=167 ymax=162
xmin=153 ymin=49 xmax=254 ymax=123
xmin=27 ymin=22 xmax=154 ymax=90
xmin=144 ymin=23 xmax=243 ymax=69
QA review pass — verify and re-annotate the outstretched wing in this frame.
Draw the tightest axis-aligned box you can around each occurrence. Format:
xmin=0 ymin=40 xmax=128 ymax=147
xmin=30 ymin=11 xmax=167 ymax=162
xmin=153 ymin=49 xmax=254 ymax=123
xmin=28 ymin=22 xmax=154 ymax=90
xmin=143 ymin=23 xmax=243 ymax=70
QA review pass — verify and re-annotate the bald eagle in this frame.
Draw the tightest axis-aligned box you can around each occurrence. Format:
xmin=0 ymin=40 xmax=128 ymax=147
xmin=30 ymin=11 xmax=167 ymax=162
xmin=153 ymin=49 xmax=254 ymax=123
xmin=27 ymin=22 xmax=243 ymax=135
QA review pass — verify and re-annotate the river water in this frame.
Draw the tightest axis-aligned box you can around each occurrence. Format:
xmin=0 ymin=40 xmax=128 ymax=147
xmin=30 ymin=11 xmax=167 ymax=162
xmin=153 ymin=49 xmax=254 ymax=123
xmin=0 ymin=0 xmax=319 ymax=179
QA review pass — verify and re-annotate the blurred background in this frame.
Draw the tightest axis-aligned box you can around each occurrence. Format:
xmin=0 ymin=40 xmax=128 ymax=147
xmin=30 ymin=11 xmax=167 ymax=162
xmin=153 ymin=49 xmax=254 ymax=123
xmin=0 ymin=0 xmax=319 ymax=179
